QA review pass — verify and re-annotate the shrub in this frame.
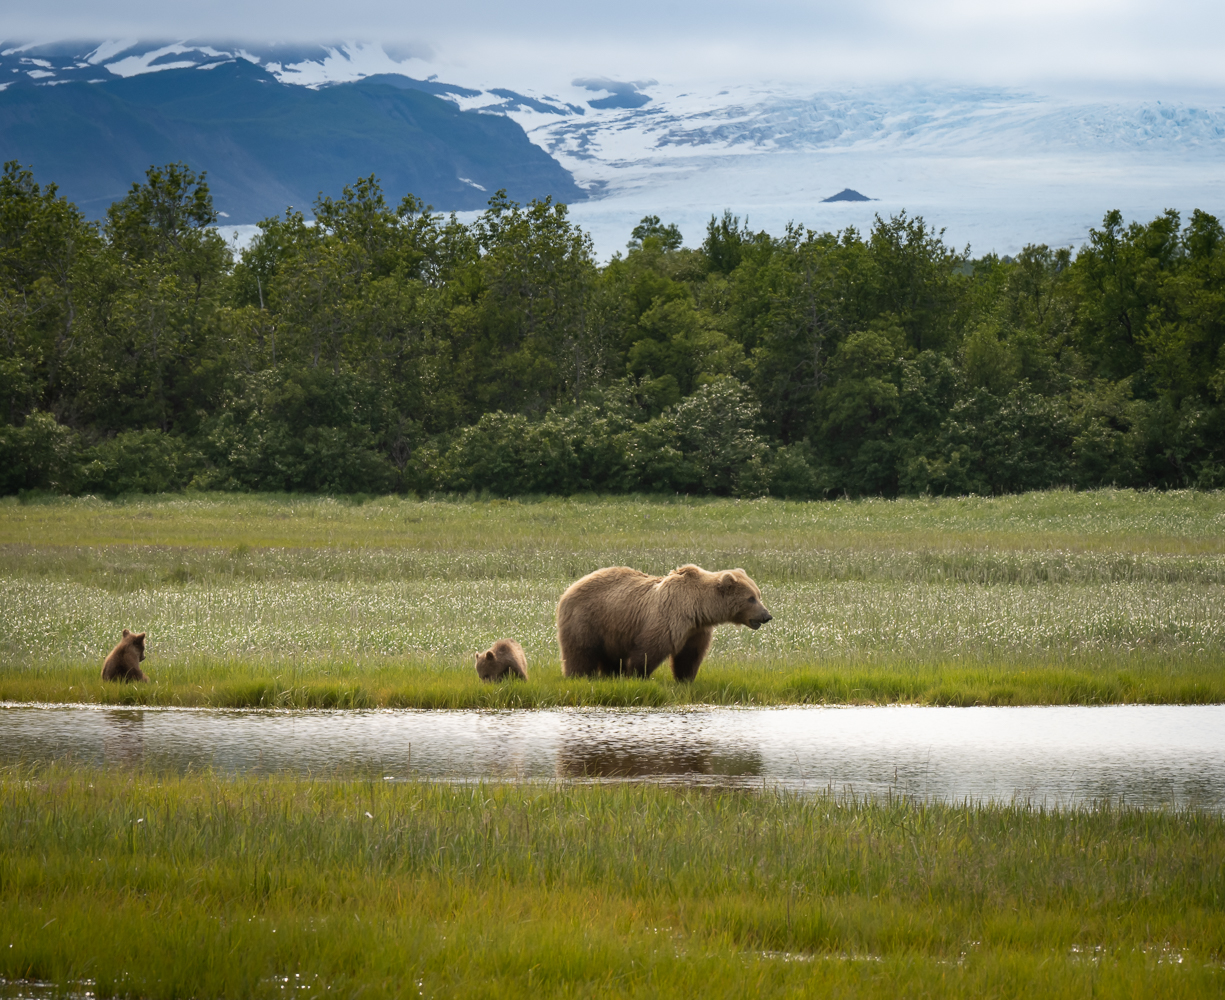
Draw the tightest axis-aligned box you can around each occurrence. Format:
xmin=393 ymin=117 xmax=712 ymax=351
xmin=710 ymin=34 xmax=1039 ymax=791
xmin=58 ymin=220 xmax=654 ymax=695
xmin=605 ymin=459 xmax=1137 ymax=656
xmin=0 ymin=412 xmax=81 ymax=494
xmin=81 ymin=429 xmax=200 ymax=495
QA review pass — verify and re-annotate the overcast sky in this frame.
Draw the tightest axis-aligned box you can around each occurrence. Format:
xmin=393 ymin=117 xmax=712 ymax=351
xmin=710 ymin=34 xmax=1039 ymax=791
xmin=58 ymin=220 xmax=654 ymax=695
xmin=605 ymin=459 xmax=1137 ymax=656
xmin=7 ymin=0 xmax=1225 ymax=94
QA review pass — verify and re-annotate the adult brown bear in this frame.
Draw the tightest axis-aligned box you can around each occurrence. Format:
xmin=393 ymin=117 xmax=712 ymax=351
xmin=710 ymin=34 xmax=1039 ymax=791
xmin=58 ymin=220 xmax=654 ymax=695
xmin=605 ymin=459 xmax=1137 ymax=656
xmin=475 ymin=639 xmax=529 ymax=681
xmin=101 ymin=629 xmax=148 ymax=682
xmin=557 ymin=564 xmax=771 ymax=682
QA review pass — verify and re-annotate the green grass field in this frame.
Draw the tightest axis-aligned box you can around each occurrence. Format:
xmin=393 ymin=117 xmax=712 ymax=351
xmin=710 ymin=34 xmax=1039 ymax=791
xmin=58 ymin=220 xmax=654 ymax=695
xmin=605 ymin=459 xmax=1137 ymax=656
xmin=1 ymin=489 xmax=1222 ymax=706
xmin=2 ymin=766 xmax=1222 ymax=999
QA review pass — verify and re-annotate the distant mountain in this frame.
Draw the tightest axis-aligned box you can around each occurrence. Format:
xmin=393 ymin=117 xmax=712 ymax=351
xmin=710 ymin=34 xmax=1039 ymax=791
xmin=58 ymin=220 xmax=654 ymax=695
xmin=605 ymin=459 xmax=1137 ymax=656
xmin=822 ymin=188 xmax=871 ymax=202
xmin=0 ymin=56 xmax=586 ymax=220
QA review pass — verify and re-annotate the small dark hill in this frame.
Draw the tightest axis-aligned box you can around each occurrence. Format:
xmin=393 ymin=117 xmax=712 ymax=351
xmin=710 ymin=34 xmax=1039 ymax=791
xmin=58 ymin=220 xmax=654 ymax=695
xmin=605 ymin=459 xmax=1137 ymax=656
xmin=821 ymin=188 xmax=873 ymax=202
xmin=0 ymin=60 xmax=586 ymax=220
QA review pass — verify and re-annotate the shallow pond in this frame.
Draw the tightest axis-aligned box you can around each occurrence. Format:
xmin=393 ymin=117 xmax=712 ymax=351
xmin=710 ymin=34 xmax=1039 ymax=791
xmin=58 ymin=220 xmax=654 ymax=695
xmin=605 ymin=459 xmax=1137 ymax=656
xmin=3 ymin=703 xmax=1224 ymax=809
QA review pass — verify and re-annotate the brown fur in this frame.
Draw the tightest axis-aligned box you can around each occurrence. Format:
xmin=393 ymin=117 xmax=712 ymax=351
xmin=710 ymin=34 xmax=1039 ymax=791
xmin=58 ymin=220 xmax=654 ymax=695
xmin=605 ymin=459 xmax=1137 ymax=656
xmin=557 ymin=564 xmax=772 ymax=682
xmin=475 ymin=638 xmax=529 ymax=682
xmin=101 ymin=629 xmax=148 ymax=683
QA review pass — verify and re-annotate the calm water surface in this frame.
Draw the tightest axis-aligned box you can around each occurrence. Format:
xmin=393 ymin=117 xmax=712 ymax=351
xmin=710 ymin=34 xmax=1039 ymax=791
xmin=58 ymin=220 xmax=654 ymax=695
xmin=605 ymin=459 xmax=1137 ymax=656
xmin=3 ymin=703 xmax=1224 ymax=809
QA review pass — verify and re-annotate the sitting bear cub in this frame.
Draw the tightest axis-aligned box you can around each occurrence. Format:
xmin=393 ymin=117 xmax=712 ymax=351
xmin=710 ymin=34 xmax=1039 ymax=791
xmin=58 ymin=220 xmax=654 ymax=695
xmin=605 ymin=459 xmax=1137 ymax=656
xmin=102 ymin=629 xmax=149 ymax=682
xmin=556 ymin=564 xmax=771 ymax=682
xmin=475 ymin=638 xmax=529 ymax=681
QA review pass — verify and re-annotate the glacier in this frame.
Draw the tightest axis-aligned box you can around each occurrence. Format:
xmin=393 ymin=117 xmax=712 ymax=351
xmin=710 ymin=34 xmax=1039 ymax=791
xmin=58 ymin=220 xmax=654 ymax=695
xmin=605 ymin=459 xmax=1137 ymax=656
xmin=503 ymin=82 xmax=1225 ymax=258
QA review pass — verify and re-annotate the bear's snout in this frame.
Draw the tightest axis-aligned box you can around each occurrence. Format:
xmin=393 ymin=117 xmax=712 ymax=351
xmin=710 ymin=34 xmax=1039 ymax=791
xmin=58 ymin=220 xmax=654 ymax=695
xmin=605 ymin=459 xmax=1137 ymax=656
xmin=746 ymin=609 xmax=772 ymax=629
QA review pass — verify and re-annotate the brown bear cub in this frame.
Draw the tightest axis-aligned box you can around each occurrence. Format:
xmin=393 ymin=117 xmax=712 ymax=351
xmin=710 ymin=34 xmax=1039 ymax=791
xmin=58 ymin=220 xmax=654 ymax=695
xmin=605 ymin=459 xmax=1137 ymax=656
xmin=101 ymin=629 xmax=149 ymax=682
xmin=475 ymin=639 xmax=529 ymax=682
xmin=557 ymin=564 xmax=772 ymax=682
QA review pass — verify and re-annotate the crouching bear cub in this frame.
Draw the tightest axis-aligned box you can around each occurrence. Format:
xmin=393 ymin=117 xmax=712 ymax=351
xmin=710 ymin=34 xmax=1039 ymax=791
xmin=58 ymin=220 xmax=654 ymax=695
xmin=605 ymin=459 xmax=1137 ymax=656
xmin=475 ymin=638 xmax=529 ymax=681
xmin=557 ymin=564 xmax=772 ymax=682
xmin=102 ymin=629 xmax=148 ymax=682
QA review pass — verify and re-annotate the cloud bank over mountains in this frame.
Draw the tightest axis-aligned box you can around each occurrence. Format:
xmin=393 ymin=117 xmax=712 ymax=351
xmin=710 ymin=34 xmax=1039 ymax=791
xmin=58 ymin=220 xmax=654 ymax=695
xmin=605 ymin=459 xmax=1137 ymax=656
xmin=5 ymin=0 xmax=1225 ymax=92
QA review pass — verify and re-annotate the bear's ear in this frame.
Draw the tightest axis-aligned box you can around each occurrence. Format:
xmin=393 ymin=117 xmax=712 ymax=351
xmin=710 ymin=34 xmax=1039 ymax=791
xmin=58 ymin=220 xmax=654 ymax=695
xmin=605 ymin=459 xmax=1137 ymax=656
xmin=122 ymin=628 xmax=131 ymax=638
xmin=134 ymin=632 xmax=146 ymax=641
xmin=676 ymin=564 xmax=701 ymax=577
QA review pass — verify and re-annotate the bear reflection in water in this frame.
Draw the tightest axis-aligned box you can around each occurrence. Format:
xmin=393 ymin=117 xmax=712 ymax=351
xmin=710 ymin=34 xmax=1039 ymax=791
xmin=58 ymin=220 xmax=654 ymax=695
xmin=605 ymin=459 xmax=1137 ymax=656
xmin=557 ymin=740 xmax=764 ymax=780
xmin=101 ymin=710 xmax=146 ymax=768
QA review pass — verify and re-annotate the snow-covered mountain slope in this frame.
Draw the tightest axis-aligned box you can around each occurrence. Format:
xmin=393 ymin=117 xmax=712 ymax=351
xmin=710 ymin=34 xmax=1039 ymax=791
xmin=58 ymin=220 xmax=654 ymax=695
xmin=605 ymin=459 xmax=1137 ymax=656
xmin=4 ymin=40 xmax=1223 ymax=257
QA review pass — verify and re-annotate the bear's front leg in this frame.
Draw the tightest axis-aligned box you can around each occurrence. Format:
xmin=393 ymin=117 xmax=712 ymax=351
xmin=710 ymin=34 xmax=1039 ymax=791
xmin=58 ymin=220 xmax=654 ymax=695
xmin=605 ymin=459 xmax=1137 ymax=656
xmin=670 ymin=628 xmax=712 ymax=682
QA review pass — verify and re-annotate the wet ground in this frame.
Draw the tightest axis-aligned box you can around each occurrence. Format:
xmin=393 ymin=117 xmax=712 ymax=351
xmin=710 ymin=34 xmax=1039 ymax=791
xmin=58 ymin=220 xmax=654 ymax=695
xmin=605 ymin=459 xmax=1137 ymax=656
xmin=4 ymin=703 xmax=1223 ymax=809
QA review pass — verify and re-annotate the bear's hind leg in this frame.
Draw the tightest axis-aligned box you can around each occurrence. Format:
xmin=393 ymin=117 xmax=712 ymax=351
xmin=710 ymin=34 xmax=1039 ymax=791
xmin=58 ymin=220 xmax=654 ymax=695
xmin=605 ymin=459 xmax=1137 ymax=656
xmin=612 ymin=647 xmax=667 ymax=677
xmin=670 ymin=628 xmax=712 ymax=682
xmin=561 ymin=645 xmax=606 ymax=678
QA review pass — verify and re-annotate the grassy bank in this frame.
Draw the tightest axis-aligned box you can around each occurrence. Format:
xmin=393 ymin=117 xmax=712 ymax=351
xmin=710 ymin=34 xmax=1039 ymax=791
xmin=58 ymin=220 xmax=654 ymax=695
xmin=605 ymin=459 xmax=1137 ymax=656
xmin=3 ymin=653 xmax=1222 ymax=709
xmin=2 ymin=490 xmax=1222 ymax=707
xmin=2 ymin=766 xmax=1222 ymax=999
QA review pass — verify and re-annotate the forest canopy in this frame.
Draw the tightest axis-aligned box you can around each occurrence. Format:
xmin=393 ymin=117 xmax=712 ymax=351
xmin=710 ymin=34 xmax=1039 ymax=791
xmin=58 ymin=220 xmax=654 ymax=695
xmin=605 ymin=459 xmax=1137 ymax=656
xmin=2 ymin=160 xmax=1223 ymax=498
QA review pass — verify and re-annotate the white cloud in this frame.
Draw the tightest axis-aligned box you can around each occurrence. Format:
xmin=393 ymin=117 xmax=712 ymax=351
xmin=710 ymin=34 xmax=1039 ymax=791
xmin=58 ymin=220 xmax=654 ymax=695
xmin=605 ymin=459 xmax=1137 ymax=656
xmin=5 ymin=0 xmax=1224 ymax=92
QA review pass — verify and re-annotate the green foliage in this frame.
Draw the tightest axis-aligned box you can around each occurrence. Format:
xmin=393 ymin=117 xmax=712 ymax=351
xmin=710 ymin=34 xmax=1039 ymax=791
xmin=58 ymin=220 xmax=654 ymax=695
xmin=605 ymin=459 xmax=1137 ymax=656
xmin=1 ymin=160 xmax=1224 ymax=497
xmin=0 ymin=161 xmax=100 ymax=426
xmin=418 ymin=377 xmax=769 ymax=496
xmin=82 ymin=428 xmax=200 ymax=494
xmin=194 ymin=370 xmax=398 ymax=493
xmin=0 ymin=410 xmax=81 ymax=493
xmin=105 ymin=161 xmax=218 ymax=261
xmin=628 ymin=213 xmax=683 ymax=251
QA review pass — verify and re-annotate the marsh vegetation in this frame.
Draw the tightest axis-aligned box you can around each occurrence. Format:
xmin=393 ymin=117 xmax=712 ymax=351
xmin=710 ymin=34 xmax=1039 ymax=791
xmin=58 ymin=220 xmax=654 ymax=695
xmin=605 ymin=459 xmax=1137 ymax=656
xmin=1 ymin=488 xmax=1222 ymax=707
xmin=2 ymin=766 xmax=1222 ymax=998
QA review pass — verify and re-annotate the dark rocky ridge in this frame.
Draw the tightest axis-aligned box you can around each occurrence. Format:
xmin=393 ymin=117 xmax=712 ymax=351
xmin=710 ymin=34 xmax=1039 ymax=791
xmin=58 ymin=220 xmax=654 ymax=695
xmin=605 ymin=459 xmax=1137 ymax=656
xmin=0 ymin=59 xmax=587 ymax=220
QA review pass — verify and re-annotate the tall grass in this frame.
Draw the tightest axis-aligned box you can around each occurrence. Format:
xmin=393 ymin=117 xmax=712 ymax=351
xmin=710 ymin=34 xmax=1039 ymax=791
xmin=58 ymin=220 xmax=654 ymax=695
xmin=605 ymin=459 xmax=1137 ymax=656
xmin=2 ymin=765 xmax=1222 ymax=999
xmin=3 ymin=489 xmax=1223 ymax=554
xmin=1 ymin=490 xmax=1222 ymax=706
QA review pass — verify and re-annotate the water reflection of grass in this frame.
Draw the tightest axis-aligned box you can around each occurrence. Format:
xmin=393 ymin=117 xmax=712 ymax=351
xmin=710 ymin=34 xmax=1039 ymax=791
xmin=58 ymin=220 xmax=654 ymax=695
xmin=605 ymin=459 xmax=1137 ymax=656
xmin=1 ymin=490 xmax=1222 ymax=707
xmin=2 ymin=766 xmax=1222 ymax=998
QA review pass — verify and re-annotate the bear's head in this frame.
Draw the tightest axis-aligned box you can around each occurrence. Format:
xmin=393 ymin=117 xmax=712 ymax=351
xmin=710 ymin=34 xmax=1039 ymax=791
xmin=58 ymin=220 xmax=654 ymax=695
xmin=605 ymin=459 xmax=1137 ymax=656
xmin=123 ymin=629 xmax=147 ymax=660
xmin=718 ymin=569 xmax=772 ymax=630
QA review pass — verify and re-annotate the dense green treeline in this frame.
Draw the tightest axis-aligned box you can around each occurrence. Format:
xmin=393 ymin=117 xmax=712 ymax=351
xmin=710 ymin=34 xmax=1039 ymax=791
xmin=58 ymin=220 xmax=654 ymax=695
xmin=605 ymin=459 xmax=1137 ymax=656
xmin=2 ymin=159 xmax=1223 ymax=497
